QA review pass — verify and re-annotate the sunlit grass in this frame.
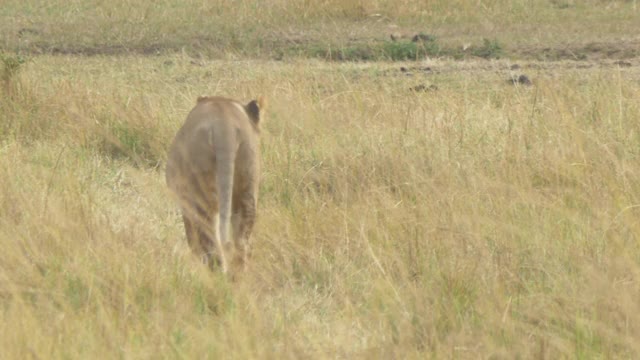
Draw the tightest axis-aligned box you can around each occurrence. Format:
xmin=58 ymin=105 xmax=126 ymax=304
xmin=1 ymin=55 xmax=639 ymax=358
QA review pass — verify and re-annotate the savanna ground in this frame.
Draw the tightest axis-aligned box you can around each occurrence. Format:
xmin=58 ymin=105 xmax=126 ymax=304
xmin=1 ymin=1 xmax=640 ymax=358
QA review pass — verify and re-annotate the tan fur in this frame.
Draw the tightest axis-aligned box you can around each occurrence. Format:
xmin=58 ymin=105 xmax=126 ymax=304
xmin=166 ymin=96 xmax=265 ymax=273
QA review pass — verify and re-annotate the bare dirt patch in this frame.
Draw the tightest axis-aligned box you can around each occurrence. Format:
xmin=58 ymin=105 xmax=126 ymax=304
xmin=514 ymin=40 xmax=640 ymax=61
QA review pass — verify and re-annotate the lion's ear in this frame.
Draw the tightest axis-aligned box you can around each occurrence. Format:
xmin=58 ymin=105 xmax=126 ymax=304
xmin=246 ymin=96 xmax=266 ymax=125
xmin=257 ymin=96 xmax=267 ymax=111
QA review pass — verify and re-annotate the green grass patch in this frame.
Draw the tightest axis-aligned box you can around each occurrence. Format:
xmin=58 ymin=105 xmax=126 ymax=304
xmin=306 ymin=37 xmax=505 ymax=61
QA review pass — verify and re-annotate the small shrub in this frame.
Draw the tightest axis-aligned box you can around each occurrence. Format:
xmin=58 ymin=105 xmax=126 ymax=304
xmin=308 ymin=44 xmax=376 ymax=61
xmin=338 ymin=44 xmax=376 ymax=61
xmin=383 ymin=34 xmax=439 ymax=61
xmin=472 ymin=38 xmax=503 ymax=59
xmin=383 ymin=41 xmax=420 ymax=60
xmin=0 ymin=53 xmax=26 ymax=83
xmin=0 ymin=54 xmax=51 ymax=143
xmin=1 ymin=53 xmax=27 ymax=97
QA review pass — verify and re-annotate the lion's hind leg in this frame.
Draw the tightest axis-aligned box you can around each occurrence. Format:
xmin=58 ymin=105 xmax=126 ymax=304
xmin=231 ymin=192 xmax=256 ymax=272
xmin=182 ymin=199 xmax=228 ymax=273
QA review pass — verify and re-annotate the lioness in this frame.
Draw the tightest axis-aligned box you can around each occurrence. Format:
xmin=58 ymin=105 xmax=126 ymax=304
xmin=166 ymin=96 xmax=265 ymax=273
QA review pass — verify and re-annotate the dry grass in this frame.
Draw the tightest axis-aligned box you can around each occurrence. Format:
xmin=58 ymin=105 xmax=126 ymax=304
xmin=1 ymin=54 xmax=640 ymax=358
xmin=1 ymin=2 xmax=640 ymax=358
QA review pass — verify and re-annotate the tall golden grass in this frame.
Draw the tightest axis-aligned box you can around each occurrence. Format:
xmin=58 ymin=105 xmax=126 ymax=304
xmin=1 ymin=55 xmax=639 ymax=358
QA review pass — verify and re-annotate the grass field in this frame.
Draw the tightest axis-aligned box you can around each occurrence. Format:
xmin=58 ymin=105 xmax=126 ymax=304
xmin=2 ymin=1 xmax=640 ymax=359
